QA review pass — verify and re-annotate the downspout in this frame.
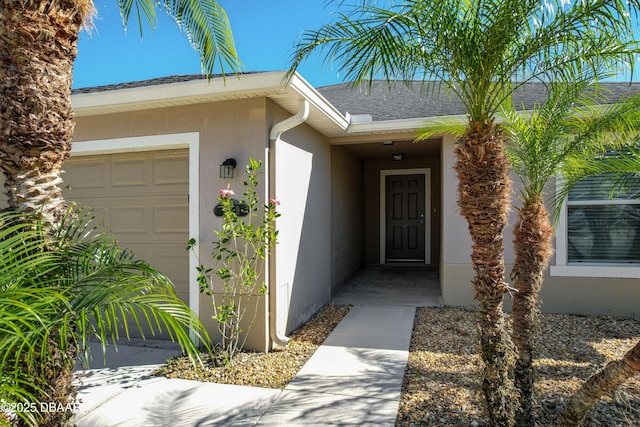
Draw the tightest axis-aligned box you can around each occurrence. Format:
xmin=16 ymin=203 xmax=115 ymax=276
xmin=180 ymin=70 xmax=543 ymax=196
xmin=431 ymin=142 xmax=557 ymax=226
xmin=266 ymin=99 xmax=310 ymax=348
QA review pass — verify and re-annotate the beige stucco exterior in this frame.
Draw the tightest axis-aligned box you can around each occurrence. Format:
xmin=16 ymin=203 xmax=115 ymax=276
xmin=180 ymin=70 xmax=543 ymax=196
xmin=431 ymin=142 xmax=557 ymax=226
xmin=24 ymin=70 xmax=636 ymax=351
xmin=73 ymin=97 xmax=272 ymax=350
xmin=439 ymin=135 xmax=640 ymax=318
xmin=270 ymin=100 xmax=333 ymax=335
xmin=441 ymin=263 xmax=640 ymax=318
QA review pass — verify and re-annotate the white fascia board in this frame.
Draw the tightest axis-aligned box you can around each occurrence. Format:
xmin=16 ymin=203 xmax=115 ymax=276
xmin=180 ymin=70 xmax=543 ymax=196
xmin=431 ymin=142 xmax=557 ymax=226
xmin=286 ymin=73 xmax=350 ymax=130
xmin=72 ymin=71 xmax=290 ymax=115
xmin=347 ymin=114 xmax=468 ymax=136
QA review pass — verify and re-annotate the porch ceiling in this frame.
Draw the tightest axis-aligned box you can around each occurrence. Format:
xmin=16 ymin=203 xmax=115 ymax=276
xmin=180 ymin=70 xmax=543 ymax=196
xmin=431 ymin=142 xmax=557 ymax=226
xmin=340 ymin=138 xmax=440 ymax=161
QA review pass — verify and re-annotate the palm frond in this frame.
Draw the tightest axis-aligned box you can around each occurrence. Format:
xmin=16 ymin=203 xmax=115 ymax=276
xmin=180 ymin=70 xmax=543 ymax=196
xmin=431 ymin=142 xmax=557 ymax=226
xmin=0 ymin=287 xmax=71 ymax=376
xmin=416 ymin=117 xmax=467 ymax=140
xmin=118 ymin=0 xmax=157 ymax=38
xmin=163 ymin=0 xmax=242 ymax=78
xmin=0 ymin=213 xmax=71 ymax=376
xmin=0 ymin=373 xmax=45 ymax=426
xmin=117 ymin=0 xmax=241 ymax=78
xmin=54 ymin=207 xmax=210 ymax=365
xmin=0 ymin=206 xmax=211 ymax=411
xmin=557 ymin=143 xmax=640 ymax=210
xmin=289 ymin=0 xmax=640 ymax=123
xmin=501 ymin=76 xmax=640 ymax=216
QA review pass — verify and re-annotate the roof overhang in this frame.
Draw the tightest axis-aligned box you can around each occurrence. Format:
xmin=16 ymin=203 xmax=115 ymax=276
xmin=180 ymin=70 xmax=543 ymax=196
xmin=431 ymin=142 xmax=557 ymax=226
xmin=71 ymin=71 xmax=451 ymax=142
xmin=72 ymin=71 xmax=352 ymax=136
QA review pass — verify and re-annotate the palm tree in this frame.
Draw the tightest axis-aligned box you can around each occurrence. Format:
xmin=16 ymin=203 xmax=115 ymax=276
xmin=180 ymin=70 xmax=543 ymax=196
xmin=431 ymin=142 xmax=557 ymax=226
xmin=502 ymin=80 xmax=640 ymax=426
xmin=0 ymin=220 xmax=69 ymax=427
xmin=288 ymin=1 xmax=640 ymax=423
xmin=0 ymin=208 xmax=210 ymax=426
xmin=1 ymin=3 xmax=236 ymax=424
xmin=0 ymin=0 xmax=241 ymax=227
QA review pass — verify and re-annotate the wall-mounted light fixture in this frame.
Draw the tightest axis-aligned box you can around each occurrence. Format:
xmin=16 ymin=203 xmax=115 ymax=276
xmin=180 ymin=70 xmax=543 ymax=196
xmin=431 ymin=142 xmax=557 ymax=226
xmin=382 ymin=140 xmax=394 ymax=146
xmin=220 ymin=158 xmax=237 ymax=178
xmin=393 ymin=153 xmax=404 ymax=161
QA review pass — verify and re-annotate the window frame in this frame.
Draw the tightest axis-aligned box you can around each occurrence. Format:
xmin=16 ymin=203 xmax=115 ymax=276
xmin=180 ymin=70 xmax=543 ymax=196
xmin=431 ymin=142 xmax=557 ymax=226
xmin=551 ymin=176 xmax=640 ymax=279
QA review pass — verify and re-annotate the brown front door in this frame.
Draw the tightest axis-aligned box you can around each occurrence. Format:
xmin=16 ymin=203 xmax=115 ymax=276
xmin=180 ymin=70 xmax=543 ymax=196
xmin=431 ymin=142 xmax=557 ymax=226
xmin=385 ymin=174 xmax=426 ymax=261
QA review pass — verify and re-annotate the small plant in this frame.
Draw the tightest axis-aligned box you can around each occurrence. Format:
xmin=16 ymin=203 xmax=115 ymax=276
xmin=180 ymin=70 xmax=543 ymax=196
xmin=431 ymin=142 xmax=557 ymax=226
xmin=189 ymin=158 xmax=279 ymax=363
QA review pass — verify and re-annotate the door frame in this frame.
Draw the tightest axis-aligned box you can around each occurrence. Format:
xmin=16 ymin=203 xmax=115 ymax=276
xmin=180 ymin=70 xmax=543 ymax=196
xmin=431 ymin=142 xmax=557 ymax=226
xmin=379 ymin=168 xmax=431 ymax=264
xmin=71 ymin=133 xmax=201 ymax=330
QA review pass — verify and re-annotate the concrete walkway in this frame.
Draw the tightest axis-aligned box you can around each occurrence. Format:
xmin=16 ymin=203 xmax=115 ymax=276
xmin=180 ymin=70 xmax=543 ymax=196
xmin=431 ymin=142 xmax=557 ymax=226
xmin=73 ymin=305 xmax=416 ymax=426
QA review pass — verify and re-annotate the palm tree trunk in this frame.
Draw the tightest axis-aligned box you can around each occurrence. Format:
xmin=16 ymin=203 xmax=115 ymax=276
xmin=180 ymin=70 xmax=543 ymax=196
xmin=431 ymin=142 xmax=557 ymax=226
xmin=511 ymin=198 xmax=554 ymax=427
xmin=1 ymin=2 xmax=91 ymax=425
xmin=18 ymin=333 xmax=79 ymax=427
xmin=0 ymin=0 xmax=90 ymax=227
xmin=454 ymin=120 xmax=516 ymax=426
xmin=558 ymin=339 xmax=640 ymax=427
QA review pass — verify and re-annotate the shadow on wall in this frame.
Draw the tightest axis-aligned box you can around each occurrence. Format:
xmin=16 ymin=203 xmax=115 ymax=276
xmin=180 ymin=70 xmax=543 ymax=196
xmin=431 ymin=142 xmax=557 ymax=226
xmin=276 ymin=139 xmax=332 ymax=335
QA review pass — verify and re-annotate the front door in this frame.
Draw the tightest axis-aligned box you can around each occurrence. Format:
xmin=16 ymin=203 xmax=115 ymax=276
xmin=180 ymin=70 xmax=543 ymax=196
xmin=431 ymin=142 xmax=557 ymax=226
xmin=385 ymin=174 xmax=426 ymax=261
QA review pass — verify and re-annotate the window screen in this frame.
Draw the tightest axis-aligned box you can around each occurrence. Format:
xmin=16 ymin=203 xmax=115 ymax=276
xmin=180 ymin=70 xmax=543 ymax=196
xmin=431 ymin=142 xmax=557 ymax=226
xmin=567 ymin=175 xmax=640 ymax=263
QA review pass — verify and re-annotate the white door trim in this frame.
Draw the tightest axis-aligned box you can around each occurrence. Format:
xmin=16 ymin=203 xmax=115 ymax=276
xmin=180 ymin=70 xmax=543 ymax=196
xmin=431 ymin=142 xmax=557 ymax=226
xmin=380 ymin=168 xmax=431 ymax=264
xmin=71 ymin=133 xmax=201 ymax=324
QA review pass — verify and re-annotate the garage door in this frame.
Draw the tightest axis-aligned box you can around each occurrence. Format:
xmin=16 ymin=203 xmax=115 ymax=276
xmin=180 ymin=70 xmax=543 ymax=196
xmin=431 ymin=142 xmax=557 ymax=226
xmin=62 ymin=149 xmax=190 ymax=305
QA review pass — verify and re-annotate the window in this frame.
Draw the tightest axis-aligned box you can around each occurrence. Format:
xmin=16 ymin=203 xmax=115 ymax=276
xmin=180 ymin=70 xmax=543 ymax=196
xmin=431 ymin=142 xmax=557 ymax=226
xmin=567 ymin=175 xmax=640 ymax=263
xmin=552 ymin=174 xmax=640 ymax=278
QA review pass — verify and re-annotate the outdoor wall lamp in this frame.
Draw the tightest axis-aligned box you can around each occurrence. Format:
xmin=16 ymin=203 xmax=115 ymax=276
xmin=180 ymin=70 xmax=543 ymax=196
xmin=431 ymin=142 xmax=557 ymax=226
xmin=393 ymin=153 xmax=404 ymax=161
xmin=220 ymin=158 xmax=237 ymax=178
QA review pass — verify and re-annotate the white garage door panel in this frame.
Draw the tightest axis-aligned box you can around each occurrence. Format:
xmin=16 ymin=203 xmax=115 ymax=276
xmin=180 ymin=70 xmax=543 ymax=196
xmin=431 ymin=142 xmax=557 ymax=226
xmin=62 ymin=150 xmax=190 ymax=307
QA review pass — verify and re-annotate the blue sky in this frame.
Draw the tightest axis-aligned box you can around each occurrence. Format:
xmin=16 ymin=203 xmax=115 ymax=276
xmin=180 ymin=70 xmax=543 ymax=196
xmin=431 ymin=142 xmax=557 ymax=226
xmin=73 ymin=1 xmax=349 ymax=89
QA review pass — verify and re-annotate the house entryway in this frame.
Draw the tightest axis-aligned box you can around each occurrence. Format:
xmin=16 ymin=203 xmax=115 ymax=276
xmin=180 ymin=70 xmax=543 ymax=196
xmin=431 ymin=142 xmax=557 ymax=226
xmin=379 ymin=169 xmax=432 ymax=264
xmin=331 ymin=265 xmax=442 ymax=307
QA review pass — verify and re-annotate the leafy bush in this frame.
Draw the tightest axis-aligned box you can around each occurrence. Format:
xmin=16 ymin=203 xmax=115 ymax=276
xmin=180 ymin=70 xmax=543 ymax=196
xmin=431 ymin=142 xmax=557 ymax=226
xmin=190 ymin=158 xmax=279 ymax=363
xmin=0 ymin=208 xmax=209 ymax=426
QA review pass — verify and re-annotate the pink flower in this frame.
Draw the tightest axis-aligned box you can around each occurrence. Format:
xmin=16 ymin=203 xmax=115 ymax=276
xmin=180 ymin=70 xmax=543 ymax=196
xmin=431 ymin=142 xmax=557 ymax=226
xmin=269 ymin=198 xmax=280 ymax=206
xmin=219 ymin=189 xmax=235 ymax=198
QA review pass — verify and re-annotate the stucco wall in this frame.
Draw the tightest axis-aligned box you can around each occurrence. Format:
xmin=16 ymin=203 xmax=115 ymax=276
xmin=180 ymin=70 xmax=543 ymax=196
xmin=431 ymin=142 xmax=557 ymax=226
xmin=443 ymin=263 xmax=640 ymax=318
xmin=73 ymin=98 xmax=271 ymax=351
xmin=330 ymin=146 xmax=365 ymax=288
xmin=269 ymin=101 xmax=332 ymax=335
xmin=440 ymin=135 xmax=640 ymax=318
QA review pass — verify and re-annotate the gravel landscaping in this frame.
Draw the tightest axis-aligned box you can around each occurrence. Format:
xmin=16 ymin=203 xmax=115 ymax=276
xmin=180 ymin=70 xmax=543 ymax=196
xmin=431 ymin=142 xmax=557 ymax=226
xmin=155 ymin=304 xmax=640 ymax=426
xmin=398 ymin=307 xmax=640 ymax=427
